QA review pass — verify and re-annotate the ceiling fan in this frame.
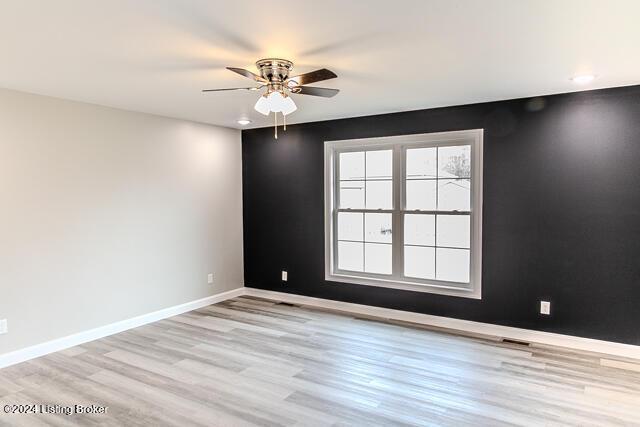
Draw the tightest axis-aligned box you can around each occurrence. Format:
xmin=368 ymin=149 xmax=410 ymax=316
xmin=203 ymin=58 xmax=339 ymax=138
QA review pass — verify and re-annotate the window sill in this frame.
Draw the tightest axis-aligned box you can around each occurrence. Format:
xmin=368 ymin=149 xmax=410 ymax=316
xmin=325 ymin=272 xmax=482 ymax=299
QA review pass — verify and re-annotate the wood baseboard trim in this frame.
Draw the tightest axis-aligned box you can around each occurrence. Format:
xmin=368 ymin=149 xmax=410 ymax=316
xmin=243 ymin=288 xmax=640 ymax=360
xmin=0 ymin=287 xmax=244 ymax=369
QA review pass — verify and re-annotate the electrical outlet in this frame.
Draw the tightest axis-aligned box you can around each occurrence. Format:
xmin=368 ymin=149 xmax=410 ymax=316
xmin=281 ymin=271 xmax=288 ymax=282
xmin=0 ymin=319 xmax=7 ymax=334
xmin=540 ymin=301 xmax=551 ymax=315
xmin=207 ymin=273 xmax=214 ymax=284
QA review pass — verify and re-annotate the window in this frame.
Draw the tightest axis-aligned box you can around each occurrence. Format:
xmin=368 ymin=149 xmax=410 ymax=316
xmin=324 ymin=130 xmax=483 ymax=298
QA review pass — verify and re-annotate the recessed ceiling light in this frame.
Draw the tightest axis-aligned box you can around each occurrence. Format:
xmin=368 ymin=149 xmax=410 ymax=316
xmin=571 ymin=74 xmax=595 ymax=84
xmin=237 ymin=119 xmax=251 ymax=126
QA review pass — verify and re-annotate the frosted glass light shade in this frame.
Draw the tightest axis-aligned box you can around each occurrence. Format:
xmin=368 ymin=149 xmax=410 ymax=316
xmin=280 ymin=95 xmax=297 ymax=115
xmin=253 ymin=91 xmax=297 ymax=115
xmin=265 ymin=92 xmax=287 ymax=113
xmin=254 ymin=95 xmax=270 ymax=115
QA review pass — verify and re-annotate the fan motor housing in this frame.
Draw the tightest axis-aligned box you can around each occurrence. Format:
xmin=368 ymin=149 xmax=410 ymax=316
xmin=256 ymin=58 xmax=293 ymax=82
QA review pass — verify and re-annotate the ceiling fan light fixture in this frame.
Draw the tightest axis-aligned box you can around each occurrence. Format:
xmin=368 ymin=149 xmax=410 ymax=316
xmin=254 ymin=91 xmax=297 ymax=116
xmin=205 ymin=58 xmax=338 ymax=137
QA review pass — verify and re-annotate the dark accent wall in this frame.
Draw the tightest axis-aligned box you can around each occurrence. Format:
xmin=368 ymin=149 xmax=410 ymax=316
xmin=242 ymin=85 xmax=640 ymax=345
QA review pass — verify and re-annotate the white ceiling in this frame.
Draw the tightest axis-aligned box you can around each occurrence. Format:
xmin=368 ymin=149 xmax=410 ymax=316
xmin=1 ymin=0 xmax=638 ymax=129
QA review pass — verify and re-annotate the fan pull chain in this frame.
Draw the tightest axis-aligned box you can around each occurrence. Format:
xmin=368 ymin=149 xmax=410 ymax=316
xmin=274 ymin=112 xmax=278 ymax=139
xmin=284 ymin=113 xmax=286 ymax=131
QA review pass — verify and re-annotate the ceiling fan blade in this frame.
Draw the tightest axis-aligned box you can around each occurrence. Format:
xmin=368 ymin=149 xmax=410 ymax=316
xmin=202 ymin=86 xmax=263 ymax=92
xmin=226 ymin=67 xmax=267 ymax=83
xmin=294 ymin=86 xmax=339 ymax=98
xmin=287 ymin=68 xmax=337 ymax=86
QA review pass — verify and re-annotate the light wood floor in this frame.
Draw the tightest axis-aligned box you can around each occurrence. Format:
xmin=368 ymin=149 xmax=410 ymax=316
xmin=1 ymin=296 xmax=640 ymax=426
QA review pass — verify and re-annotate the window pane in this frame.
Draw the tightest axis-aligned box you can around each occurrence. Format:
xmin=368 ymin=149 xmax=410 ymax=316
xmin=338 ymin=241 xmax=363 ymax=272
xmin=406 ymin=180 xmax=437 ymax=210
xmin=338 ymin=212 xmax=363 ymax=242
xmin=404 ymin=214 xmax=435 ymax=246
xmin=366 ymin=180 xmax=392 ymax=209
xmin=437 ymin=179 xmax=470 ymax=211
xmin=365 ymin=213 xmax=392 ymax=244
xmin=436 ymin=248 xmax=470 ymax=283
xmin=436 ymin=215 xmax=470 ymax=248
xmin=404 ymin=246 xmax=435 ymax=279
xmin=407 ymin=147 xmax=437 ymax=179
xmin=438 ymin=145 xmax=471 ymax=178
xmin=340 ymin=151 xmax=365 ymax=180
xmin=366 ymin=150 xmax=392 ymax=180
xmin=340 ymin=181 xmax=365 ymax=209
xmin=365 ymin=243 xmax=392 ymax=274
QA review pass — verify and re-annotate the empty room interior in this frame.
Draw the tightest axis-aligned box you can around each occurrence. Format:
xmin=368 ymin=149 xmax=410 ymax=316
xmin=2 ymin=1 xmax=640 ymax=425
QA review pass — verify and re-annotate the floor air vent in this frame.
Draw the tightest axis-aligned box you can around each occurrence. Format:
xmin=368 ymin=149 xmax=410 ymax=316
xmin=502 ymin=338 xmax=531 ymax=346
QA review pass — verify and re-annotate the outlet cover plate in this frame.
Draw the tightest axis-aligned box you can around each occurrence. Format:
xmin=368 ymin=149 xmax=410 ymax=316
xmin=207 ymin=273 xmax=214 ymax=284
xmin=282 ymin=271 xmax=288 ymax=281
xmin=0 ymin=319 xmax=7 ymax=334
xmin=540 ymin=301 xmax=551 ymax=315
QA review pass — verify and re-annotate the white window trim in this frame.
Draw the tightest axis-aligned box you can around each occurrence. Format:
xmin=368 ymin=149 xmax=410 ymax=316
xmin=324 ymin=129 xmax=483 ymax=299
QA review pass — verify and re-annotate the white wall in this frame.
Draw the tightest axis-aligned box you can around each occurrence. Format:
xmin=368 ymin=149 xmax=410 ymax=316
xmin=0 ymin=88 xmax=244 ymax=355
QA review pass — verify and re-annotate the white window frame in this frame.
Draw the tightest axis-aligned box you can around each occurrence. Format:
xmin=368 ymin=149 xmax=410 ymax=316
xmin=324 ymin=129 xmax=483 ymax=299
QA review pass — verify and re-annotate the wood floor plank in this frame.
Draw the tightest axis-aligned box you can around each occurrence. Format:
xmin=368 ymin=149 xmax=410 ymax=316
xmin=1 ymin=295 xmax=639 ymax=426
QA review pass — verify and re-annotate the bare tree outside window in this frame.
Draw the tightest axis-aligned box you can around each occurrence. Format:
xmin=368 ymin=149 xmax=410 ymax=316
xmin=443 ymin=153 xmax=470 ymax=178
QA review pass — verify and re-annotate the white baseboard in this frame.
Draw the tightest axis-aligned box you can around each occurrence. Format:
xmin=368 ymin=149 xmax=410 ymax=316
xmin=0 ymin=287 xmax=244 ymax=369
xmin=243 ymin=288 xmax=640 ymax=361
xmin=3 ymin=286 xmax=638 ymax=369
